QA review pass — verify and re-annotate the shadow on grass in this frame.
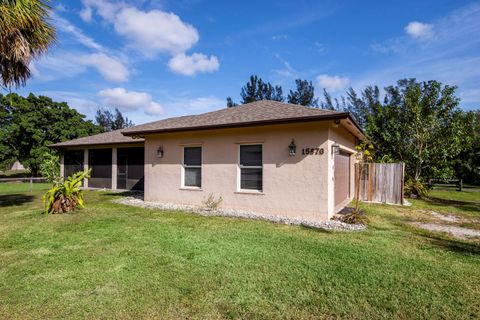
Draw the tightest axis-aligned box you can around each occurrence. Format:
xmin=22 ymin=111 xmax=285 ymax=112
xmin=420 ymin=232 xmax=480 ymax=255
xmin=0 ymin=194 xmax=35 ymax=207
xmin=425 ymin=197 xmax=480 ymax=213
xmin=300 ymin=224 xmax=334 ymax=233
xmin=100 ymin=191 xmax=144 ymax=200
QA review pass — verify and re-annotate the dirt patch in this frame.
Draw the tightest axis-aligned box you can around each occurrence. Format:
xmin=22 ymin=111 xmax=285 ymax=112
xmin=418 ymin=210 xmax=459 ymax=222
xmin=411 ymin=222 xmax=480 ymax=239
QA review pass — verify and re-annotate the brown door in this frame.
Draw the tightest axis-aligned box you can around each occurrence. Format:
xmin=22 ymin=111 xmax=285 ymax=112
xmin=334 ymin=151 xmax=351 ymax=207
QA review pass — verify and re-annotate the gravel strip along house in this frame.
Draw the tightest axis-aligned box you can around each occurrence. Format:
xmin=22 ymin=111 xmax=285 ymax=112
xmin=52 ymin=100 xmax=364 ymax=220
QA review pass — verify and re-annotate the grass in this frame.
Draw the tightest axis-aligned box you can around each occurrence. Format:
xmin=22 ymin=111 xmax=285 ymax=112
xmin=0 ymin=184 xmax=479 ymax=319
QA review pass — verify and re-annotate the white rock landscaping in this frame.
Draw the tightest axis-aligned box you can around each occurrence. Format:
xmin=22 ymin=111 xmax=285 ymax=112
xmin=113 ymin=196 xmax=366 ymax=231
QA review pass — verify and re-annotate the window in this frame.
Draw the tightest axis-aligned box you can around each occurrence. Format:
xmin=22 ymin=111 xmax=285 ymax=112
xmin=239 ymin=144 xmax=262 ymax=191
xmin=183 ymin=146 xmax=201 ymax=187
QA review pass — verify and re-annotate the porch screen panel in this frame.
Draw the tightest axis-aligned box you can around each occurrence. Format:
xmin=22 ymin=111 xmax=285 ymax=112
xmin=117 ymin=147 xmax=144 ymax=190
xmin=64 ymin=150 xmax=84 ymax=178
xmin=88 ymin=148 xmax=112 ymax=188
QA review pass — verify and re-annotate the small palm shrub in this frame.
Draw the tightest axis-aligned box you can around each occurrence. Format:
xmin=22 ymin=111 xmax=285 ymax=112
xmin=43 ymin=169 xmax=91 ymax=214
xmin=404 ymin=178 xmax=428 ymax=198
xmin=202 ymin=193 xmax=223 ymax=211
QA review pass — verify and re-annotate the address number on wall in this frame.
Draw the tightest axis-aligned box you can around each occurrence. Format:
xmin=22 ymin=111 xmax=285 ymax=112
xmin=302 ymin=148 xmax=324 ymax=155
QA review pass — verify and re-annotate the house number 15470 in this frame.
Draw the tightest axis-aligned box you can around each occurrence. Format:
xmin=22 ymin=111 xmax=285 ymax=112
xmin=302 ymin=148 xmax=324 ymax=155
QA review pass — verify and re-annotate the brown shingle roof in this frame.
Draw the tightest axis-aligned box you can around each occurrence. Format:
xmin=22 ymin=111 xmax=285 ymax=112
xmin=51 ymin=100 xmax=363 ymax=148
xmin=122 ymin=100 xmax=357 ymax=136
xmin=50 ymin=129 xmax=144 ymax=148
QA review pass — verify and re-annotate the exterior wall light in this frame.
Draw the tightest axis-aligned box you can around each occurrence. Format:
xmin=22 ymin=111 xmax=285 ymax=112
xmin=157 ymin=146 xmax=164 ymax=158
xmin=332 ymin=142 xmax=340 ymax=155
xmin=288 ymin=139 xmax=296 ymax=156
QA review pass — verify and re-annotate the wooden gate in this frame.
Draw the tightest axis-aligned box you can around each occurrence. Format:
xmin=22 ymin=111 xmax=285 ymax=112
xmin=355 ymin=163 xmax=405 ymax=205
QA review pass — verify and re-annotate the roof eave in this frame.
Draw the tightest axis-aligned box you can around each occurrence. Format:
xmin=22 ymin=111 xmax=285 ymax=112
xmin=49 ymin=140 xmax=144 ymax=149
xmin=121 ymin=113 xmax=356 ymax=137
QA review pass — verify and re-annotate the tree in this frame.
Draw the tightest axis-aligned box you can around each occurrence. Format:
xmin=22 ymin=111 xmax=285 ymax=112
xmin=367 ymin=79 xmax=464 ymax=180
xmin=0 ymin=0 xmax=56 ymax=88
xmin=287 ymin=79 xmax=318 ymax=106
xmin=227 ymin=75 xmax=284 ymax=106
xmin=95 ymin=107 xmax=134 ymax=132
xmin=0 ymin=93 xmax=102 ymax=175
xmin=319 ymin=89 xmax=347 ymax=111
xmin=452 ymin=110 xmax=480 ymax=184
xmin=226 ymin=97 xmax=237 ymax=108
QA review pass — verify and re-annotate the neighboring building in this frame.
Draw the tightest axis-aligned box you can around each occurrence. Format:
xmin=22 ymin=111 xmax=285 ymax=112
xmin=7 ymin=160 xmax=26 ymax=171
xmin=52 ymin=100 xmax=364 ymax=220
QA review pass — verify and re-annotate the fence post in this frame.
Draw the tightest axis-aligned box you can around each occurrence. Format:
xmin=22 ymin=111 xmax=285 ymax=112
xmin=459 ymin=179 xmax=463 ymax=192
xmin=30 ymin=178 xmax=33 ymax=192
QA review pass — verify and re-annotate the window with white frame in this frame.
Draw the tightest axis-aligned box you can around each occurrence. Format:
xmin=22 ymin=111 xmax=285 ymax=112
xmin=239 ymin=144 xmax=262 ymax=191
xmin=183 ymin=146 xmax=201 ymax=187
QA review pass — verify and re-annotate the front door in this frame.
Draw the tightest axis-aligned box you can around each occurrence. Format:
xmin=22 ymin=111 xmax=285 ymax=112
xmin=117 ymin=154 xmax=127 ymax=190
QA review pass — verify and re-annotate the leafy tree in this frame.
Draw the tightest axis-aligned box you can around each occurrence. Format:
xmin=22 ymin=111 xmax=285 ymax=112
xmin=228 ymin=75 xmax=284 ymax=106
xmin=95 ymin=107 xmax=134 ymax=132
xmin=0 ymin=93 xmax=102 ymax=175
xmin=452 ymin=110 xmax=480 ymax=184
xmin=344 ymin=86 xmax=381 ymax=129
xmin=287 ymin=79 xmax=318 ymax=106
xmin=367 ymin=79 xmax=464 ymax=180
xmin=0 ymin=0 xmax=56 ymax=88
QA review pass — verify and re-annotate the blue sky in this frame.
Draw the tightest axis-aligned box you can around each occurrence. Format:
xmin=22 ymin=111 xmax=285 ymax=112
xmin=18 ymin=0 xmax=480 ymax=124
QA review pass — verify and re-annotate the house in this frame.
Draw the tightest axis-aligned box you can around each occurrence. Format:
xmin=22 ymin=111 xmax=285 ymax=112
xmin=52 ymin=100 xmax=364 ymax=220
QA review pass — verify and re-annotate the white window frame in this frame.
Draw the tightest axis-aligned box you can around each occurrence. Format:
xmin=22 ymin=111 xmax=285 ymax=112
xmin=237 ymin=143 xmax=263 ymax=192
xmin=182 ymin=145 xmax=202 ymax=189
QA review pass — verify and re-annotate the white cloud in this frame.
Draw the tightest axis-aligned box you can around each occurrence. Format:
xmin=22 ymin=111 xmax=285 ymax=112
xmin=80 ymin=0 xmax=123 ymax=22
xmin=405 ymin=21 xmax=433 ymax=39
xmin=316 ymin=74 xmax=350 ymax=92
xmin=78 ymin=53 xmax=129 ymax=82
xmin=39 ymin=91 xmax=98 ymax=115
xmin=33 ymin=53 xmax=86 ymax=81
xmin=114 ymin=7 xmax=199 ymax=56
xmin=79 ymin=6 xmax=93 ymax=22
xmin=97 ymin=88 xmax=164 ymax=115
xmin=52 ymin=13 xmax=104 ymax=51
xmin=168 ymin=53 xmax=219 ymax=76
xmin=79 ymin=0 xmax=219 ymax=76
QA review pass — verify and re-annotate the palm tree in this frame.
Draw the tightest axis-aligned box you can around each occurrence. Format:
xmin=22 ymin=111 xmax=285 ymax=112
xmin=0 ymin=0 xmax=56 ymax=89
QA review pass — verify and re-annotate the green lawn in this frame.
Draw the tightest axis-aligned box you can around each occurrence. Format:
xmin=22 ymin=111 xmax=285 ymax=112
xmin=0 ymin=184 xmax=479 ymax=319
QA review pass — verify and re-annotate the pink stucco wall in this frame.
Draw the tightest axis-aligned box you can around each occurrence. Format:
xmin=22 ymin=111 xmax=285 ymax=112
xmin=144 ymin=120 xmax=357 ymax=221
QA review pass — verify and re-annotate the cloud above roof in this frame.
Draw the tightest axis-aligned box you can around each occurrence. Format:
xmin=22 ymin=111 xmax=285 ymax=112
xmin=97 ymin=88 xmax=164 ymax=116
xmin=80 ymin=0 xmax=219 ymax=76
xmin=316 ymin=74 xmax=350 ymax=92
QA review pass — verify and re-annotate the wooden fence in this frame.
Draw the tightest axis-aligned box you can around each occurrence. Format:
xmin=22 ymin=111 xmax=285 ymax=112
xmin=355 ymin=163 xmax=405 ymax=205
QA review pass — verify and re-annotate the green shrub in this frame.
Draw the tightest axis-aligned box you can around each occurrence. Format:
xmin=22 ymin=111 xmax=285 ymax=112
xmin=43 ymin=169 xmax=90 ymax=214
xmin=404 ymin=178 xmax=428 ymax=198
xmin=40 ymin=152 xmax=60 ymax=184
